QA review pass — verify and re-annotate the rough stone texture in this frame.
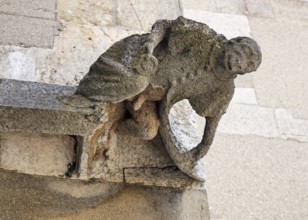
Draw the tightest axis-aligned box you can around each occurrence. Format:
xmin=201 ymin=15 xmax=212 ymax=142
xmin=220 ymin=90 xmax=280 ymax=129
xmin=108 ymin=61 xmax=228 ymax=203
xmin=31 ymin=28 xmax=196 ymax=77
xmin=76 ymin=16 xmax=262 ymax=181
xmin=0 ymin=14 xmax=59 ymax=48
xmin=49 ymin=187 xmax=210 ymax=220
xmin=275 ymin=108 xmax=308 ymax=143
xmin=271 ymin=0 xmax=308 ymax=22
xmin=218 ymin=103 xmax=279 ymax=137
xmin=249 ymin=17 xmax=308 ymax=120
xmin=205 ymin=133 xmax=308 ymax=220
xmin=124 ymin=167 xmax=194 ymax=188
xmin=0 ymin=169 xmax=124 ymax=220
xmin=0 ymin=79 xmax=96 ymax=135
xmin=231 ymin=88 xmax=258 ymax=104
xmin=2 ymin=49 xmax=36 ymax=81
xmin=182 ymin=9 xmax=256 ymax=89
xmin=0 ymin=169 xmax=210 ymax=220
xmin=234 ymin=72 xmax=254 ymax=88
xmin=0 ymin=79 xmax=197 ymax=187
xmin=0 ymin=132 xmax=75 ymax=176
xmin=169 ymin=99 xmax=205 ymax=151
xmin=215 ymin=0 xmax=246 ymax=15
xmin=0 ymin=0 xmax=305 ymax=219
xmin=35 ymin=26 xmax=143 ymax=86
xmin=181 ymin=0 xmax=217 ymax=11
xmin=57 ymin=0 xmax=114 ymax=27
xmin=0 ymin=0 xmax=56 ymax=20
xmin=183 ymin=10 xmax=251 ymax=39
xmin=117 ymin=0 xmax=181 ymax=30
xmin=245 ymin=0 xmax=274 ymax=18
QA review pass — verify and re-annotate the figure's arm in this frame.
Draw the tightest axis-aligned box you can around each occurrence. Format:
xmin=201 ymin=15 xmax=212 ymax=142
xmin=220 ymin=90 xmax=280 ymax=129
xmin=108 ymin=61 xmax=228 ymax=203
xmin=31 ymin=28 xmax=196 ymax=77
xmin=188 ymin=115 xmax=222 ymax=161
xmin=187 ymin=92 xmax=232 ymax=161
xmin=143 ymin=19 xmax=173 ymax=54
xmin=133 ymin=20 xmax=173 ymax=76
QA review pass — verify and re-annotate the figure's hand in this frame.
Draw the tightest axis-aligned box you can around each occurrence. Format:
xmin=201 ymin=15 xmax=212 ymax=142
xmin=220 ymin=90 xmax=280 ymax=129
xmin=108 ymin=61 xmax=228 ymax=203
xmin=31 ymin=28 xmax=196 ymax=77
xmin=133 ymin=43 xmax=158 ymax=75
xmin=139 ymin=41 xmax=155 ymax=55
xmin=132 ymin=95 xmax=147 ymax=111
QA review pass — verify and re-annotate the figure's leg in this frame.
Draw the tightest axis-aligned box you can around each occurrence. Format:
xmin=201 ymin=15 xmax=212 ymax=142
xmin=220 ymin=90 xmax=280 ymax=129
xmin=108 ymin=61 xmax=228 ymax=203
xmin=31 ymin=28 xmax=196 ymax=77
xmin=117 ymin=100 xmax=159 ymax=140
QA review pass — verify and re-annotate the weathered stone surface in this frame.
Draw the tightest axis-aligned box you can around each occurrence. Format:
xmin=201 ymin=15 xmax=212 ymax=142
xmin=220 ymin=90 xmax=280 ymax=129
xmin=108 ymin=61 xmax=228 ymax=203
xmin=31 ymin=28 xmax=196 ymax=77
xmin=249 ymin=17 xmax=308 ymax=120
xmin=245 ymin=0 xmax=274 ymax=18
xmin=271 ymin=0 xmax=308 ymax=22
xmin=234 ymin=72 xmax=254 ymax=88
xmin=275 ymin=108 xmax=308 ymax=142
xmin=76 ymin=16 xmax=262 ymax=181
xmin=0 ymin=0 xmax=56 ymax=20
xmin=117 ymin=0 xmax=181 ymax=30
xmin=0 ymin=79 xmax=96 ymax=135
xmin=57 ymin=0 xmax=114 ymax=27
xmin=36 ymin=26 xmax=142 ymax=86
xmin=181 ymin=0 xmax=217 ymax=11
xmin=216 ymin=96 xmax=308 ymax=143
xmin=215 ymin=0 xmax=246 ymax=15
xmin=0 ymin=79 xmax=196 ymax=187
xmin=0 ymin=169 xmax=210 ymax=220
xmin=183 ymin=9 xmax=255 ymax=88
xmin=0 ymin=169 xmax=124 ymax=220
xmin=183 ymin=10 xmax=251 ymax=39
xmin=169 ymin=99 xmax=205 ymax=151
xmin=231 ymin=88 xmax=258 ymax=104
xmin=0 ymin=14 xmax=59 ymax=48
xmin=2 ymin=49 xmax=36 ymax=81
xmin=0 ymin=132 xmax=75 ymax=176
xmin=124 ymin=167 xmax=194 ymax=187
xmin=205 ymin=133 xmax=308 ymax=220
xmin=49 ymin=187 xmax=210 ymax=220
xmin=218 ymin=103 xmax=279 ymax=137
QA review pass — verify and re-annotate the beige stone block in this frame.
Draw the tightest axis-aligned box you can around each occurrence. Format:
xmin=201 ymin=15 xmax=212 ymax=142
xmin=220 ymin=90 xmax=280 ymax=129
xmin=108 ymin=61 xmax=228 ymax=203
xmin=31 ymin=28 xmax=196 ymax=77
xmin=205 ymin=133 xmax=308 ymax=220
xmin=3 ymin=49 xmax=36 ymax=81
xmin=0 ymin=132 xmax=75 ymax=176
xmin=249 ymin=17 xmax=308 ymax=120
xmin=216 ymin=0 xmax=246 ymax=15
xmin=183 ymin=10 xmax=251 ymax=39
xmin=275 ymin=108 xmax=308 ymax=142
xmin=36 ymin=26 xmax=143 ymax=86
xmin=0 ymin=14 xmax=59 ymax=48
xmin=117 ymin=0 xmax=181 ymax=31
xmin=57 ymin=0 xmax=114 ymax=27
xmin=231 ymin=88 xmax=258 ymax=105
xmin=271 ymin=0 xmax=308 ymax=22
xmin=245 ymin=0 xmax=274 ymax=18
xmin=234 ymin=72 xmax=254 ymax=88
xmin=0 ymin=170 xmax=210 ymax=220
xmin=181 ymin=0 xmax=217 ymax=11
xmin=218 ymin=103 xmax=279 ymax=138
xmin=49 ymin=186 xmax=210 ymax=220
xmin=170 ymin=99 xmax=205 ymax=151
xmin=0 ymin=0 xmax=56 ymax=20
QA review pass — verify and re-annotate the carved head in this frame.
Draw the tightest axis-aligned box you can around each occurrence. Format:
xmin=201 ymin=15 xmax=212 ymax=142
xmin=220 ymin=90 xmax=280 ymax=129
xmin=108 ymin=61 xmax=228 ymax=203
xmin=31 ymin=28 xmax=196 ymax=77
xmin=224 ymin=37 xmax=262 ymax=75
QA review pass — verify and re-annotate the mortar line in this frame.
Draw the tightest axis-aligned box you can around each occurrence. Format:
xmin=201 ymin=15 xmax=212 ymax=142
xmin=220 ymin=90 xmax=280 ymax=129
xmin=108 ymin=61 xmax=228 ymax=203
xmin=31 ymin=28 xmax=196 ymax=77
xmin=0 ymin=11 xmax=57 ymax=21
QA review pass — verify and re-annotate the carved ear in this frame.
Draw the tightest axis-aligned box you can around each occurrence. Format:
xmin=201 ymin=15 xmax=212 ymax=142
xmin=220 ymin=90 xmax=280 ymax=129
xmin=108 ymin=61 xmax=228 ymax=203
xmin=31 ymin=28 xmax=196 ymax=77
xmin=133 ymin=54 xmax=158 ymax=76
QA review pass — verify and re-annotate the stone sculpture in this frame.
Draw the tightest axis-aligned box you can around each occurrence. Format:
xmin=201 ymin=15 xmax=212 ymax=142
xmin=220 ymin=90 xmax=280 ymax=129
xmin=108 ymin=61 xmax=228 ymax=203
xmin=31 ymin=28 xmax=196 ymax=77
xmin=76 ymin=16 xmax=262 ymax=181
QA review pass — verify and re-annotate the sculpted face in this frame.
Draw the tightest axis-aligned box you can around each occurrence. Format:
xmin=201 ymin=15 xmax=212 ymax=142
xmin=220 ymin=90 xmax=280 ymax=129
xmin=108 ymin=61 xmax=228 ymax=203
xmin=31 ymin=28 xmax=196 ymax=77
xmin=223 ymin=37 xmax=262 ymax=75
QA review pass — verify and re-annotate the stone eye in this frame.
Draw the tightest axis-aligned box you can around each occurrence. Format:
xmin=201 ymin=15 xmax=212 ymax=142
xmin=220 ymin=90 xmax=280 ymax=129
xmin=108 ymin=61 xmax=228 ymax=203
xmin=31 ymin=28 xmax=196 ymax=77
xmin=243 ymin=46 xmax=252 ymax=57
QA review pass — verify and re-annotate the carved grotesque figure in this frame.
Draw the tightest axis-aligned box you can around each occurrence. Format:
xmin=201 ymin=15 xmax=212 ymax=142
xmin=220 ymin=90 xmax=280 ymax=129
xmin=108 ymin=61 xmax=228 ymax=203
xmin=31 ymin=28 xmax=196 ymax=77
xmin=76 ymin=16 xmax=262 ymax=180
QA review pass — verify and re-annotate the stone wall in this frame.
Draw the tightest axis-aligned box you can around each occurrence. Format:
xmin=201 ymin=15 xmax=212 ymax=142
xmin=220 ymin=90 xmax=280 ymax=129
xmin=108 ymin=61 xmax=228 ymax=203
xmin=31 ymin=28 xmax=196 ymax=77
xmin=180 ymin=0 xmax=308 ymax=219
xmin=0 ymin=0 xmax=307 ymax=219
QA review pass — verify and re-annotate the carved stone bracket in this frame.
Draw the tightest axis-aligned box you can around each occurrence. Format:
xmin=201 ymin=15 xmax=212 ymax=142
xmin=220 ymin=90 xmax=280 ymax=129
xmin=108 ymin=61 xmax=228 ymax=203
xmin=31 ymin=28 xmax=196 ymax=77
xmin=0 ymin=79 xmax=194 ymax=187
xmin=0 ymin=17 xmax=261 ymax=187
